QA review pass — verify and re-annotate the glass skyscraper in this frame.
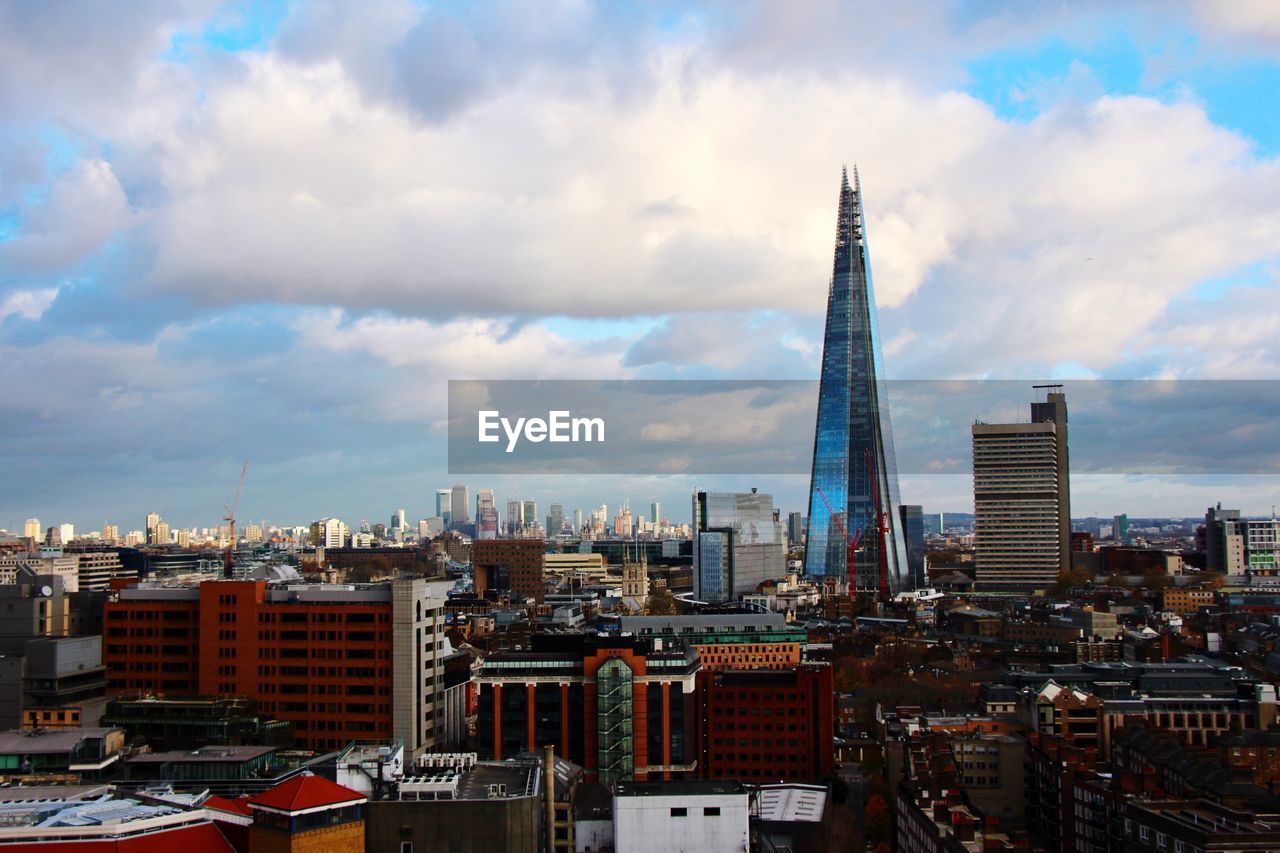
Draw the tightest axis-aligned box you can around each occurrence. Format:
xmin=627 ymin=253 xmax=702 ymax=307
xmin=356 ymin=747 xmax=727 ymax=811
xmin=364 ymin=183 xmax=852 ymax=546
xmin=804 ymin=168 xmax=911 ymax=592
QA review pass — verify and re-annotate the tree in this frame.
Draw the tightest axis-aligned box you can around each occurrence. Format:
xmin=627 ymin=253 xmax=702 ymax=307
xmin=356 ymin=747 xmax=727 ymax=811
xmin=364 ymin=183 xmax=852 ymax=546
xmin=645 ymin=587 xmax=677 ymax=616
xmin=864 ymin=793 xmax=891 ymax=846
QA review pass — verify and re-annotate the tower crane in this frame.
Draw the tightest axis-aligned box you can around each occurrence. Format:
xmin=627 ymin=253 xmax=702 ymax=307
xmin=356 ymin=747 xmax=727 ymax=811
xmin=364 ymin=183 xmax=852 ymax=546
xmin=223 ymin=461 xmax=248 ymax=578
xmin=865 ymin=448 xmax=890 ymax=602
xmin=814 ymin=486 xmax=862 ymax=593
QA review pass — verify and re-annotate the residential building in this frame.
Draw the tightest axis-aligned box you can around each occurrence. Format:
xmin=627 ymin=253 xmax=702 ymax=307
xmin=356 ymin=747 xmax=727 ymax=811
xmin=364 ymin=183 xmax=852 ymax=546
xmin=973 ymin=387 xmax=1070 ymax=591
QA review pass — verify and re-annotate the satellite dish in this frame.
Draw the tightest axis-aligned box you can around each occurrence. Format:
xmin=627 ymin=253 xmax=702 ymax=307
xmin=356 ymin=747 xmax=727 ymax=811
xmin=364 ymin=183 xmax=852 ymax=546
xmin=40 ymin=586 xmax=53 ymax=597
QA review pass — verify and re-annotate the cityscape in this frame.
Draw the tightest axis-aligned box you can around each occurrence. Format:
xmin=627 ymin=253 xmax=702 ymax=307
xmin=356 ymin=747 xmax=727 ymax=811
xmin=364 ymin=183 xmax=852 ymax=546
xmin=2 ymin=4 xmax=1280 ymax=853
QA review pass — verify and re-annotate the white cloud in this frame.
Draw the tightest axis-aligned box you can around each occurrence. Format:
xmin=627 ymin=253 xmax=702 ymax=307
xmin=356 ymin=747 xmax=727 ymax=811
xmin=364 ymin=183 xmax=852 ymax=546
xmin=0 ymin=287 xmax=58 ymax=322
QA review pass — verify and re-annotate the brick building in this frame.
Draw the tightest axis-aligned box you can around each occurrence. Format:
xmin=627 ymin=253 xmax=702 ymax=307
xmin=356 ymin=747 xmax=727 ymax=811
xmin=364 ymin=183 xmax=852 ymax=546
xmin=695 ymin=664 xmax=834 ymax=783
xmin=473 ymin=539 xmax=546 ymax=603
xmin=103 ymin=577 xmax=447 ymax=755
xmin=476 ymin=632 xmax=699 ymax=785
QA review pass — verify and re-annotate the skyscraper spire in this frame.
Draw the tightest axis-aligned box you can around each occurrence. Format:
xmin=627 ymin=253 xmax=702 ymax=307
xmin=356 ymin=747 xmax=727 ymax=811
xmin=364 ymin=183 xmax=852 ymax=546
xmin=805 ymin=167 xmax=910 ymax=591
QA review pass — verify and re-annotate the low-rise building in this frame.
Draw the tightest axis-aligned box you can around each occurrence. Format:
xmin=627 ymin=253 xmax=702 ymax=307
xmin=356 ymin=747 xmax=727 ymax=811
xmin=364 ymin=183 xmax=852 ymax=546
xmin=612 ymin=780 xmax=749 ymax=853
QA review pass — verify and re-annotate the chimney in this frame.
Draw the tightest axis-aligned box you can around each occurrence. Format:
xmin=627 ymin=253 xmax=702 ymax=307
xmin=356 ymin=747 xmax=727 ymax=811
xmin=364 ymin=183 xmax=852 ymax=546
xmin=544 ymin=743 xmax=557 ymax=852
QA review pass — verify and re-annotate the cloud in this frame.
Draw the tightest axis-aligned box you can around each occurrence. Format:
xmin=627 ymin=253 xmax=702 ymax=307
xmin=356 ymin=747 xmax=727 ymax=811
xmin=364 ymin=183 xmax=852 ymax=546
xmin=0 ymin=160 xmax=132 ymax=273
xmin=0 ymin=287 xmax=58 ymax=323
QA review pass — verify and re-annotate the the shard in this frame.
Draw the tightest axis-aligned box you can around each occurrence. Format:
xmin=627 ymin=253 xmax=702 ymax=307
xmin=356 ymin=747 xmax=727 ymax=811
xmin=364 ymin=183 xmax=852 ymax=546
xmin=804 ymin=167 xmax=913 ymax=593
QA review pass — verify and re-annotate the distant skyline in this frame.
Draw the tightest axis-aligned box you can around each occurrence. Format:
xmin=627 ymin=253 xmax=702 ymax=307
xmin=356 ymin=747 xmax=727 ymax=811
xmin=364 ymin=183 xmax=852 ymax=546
xmin=2 ymin=2 xmax=1279 ymax=529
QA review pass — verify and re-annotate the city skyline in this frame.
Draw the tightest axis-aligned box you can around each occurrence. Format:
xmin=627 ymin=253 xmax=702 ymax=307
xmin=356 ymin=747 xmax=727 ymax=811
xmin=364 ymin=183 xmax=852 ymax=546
xmin=2 ymin=3 xmax=1279 ymax=528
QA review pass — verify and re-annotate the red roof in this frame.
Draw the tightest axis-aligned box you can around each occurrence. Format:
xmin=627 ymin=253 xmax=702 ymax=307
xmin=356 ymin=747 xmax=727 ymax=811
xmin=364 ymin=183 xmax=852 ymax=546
xmin=247 ymin=774 xmax=366 ymax=813
xmin=203 ymin=795 xmax=253 ymax=816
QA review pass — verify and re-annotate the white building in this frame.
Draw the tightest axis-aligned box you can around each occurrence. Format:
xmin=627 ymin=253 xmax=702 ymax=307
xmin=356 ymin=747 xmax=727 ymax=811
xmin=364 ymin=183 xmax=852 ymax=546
xmin=613 ymin=781 xmax=749 ymax=853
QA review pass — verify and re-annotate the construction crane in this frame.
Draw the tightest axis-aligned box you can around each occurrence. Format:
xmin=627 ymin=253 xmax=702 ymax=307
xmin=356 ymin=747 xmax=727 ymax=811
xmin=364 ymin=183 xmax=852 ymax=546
xmin=814 ymin=485 xmax=862 ymax=593
xmin=223 ymin=461 xmax=249 ymax=579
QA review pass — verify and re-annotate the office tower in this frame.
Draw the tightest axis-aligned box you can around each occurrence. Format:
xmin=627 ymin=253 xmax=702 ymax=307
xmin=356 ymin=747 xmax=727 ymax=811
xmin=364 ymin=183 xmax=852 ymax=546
xmin=803 ymin=168 xmax=910 ymax=592
xmin=1204 ymin=504 xmax=1245 ymax=574
xmin=650 ymin=502 xmax=661 ymax=526
xmin=23 ymin=518 xmax=41 ymax=540
xmin=522 ymin=499 xmax=537 ymax=533
xmin=391 ymin=509 xmax=406 ymax=532
xmin=972 ymin=388 xmax=1071 ymax=591
xmin=899 ymin=504 xmax=925 ymax=587
xmin=1113 ymin=513 xmax=1129 ymax=544
xmin=44 ymin=526 xmax=62 ymax=547
xmin=475 ymin=489 xmax=499 ymax=540
xmin=548 ymin=504 xmax=565 ymax=537
xmin=450 ymin=483 xmax=469 ymax=528
xmin=145 ymin=512 xmax=161 ymax=545
xmin=506 ymin=500 xmax=523 ymax=536
xmin=317 ymin=517 xmax=348 ymax=549
xmin=574 ymin=509 xmax=584 ymax=535
xmin=787 ymin=512 xmax=804 ymax=547
xmin=57 ymin=523 xmax=75 ymax=544
xmin=692 ymin=489 xmax=786 ymax=604
xmin=102 ymin=524 xmax=119 ymax=543
xmin=435 ymin=488 xmax=453 ymax=527
xmin=104 ymin=576 xmax=447 ymax=754
xmin=154 ymin=520 xmax=170 ymax=545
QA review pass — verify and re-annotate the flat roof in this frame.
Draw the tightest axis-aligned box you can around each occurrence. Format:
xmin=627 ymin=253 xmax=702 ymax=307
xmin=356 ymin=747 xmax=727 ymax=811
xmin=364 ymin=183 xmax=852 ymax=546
xmin=126 ymin=745 xmax=276 ymax=764
xmin=615 ymin=780 xmax=746 ymax=798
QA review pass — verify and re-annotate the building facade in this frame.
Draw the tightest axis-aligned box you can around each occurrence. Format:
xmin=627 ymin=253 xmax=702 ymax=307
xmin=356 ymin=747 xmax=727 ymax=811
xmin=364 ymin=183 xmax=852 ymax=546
xmin=692 ymin=490 xmax=785 ymax=603
xmin=973 ymin=389 xmax=1070 ymax=591
xmin=103 ymin=577 xmax=447 ymax=755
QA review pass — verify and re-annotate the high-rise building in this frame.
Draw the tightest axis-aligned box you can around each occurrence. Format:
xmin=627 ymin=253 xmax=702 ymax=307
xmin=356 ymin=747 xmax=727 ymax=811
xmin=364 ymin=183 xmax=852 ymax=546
xmin=547 ymin=504 xmax=565 ymax=537
xmin=522 ymin=499 xmax=537 ymax=533
xmin=317 ymin=517 xmax=348 ymax=549
xmin=450 ymin=483 xmax=469 ymax=529
xmin=692 ymin=489 xmax=786 ymax=604
xmin=650 ymin=502 xmax=661 ymax=526
xmin=1113 ymin=513 xmax=1130 ymax=544
xmin=57 ymin=523 xmax=75 ymax=544
xmin=506 ymin=499 xmax=523 ymax=537
xmin=23 ymin=518 xmax=41 ymax=541
xmin=435 ymin=488 xmax=453 ymax=527
xmin=803 ymin=168 xmax=910 ymax=592
xmin=391 ymin=509 xmax=406 ymax=533
xmin=786 ymin=512 xmax=804 ymax=547
xmin=1204 ymin=504 xmax=1245 ymax=574
xmin=145 ymin=512 xmax=161 ymax=545
xmin=972 ymin=388 xmax=1071 ymax=591
xmin=573 ymin=509 xmax=584 ymax=535
xmin=899 ymin=504 xmax=925 ymax=588
xmin=475 ymin=489 xmax=499 ymax=540
xmin=614 ymin=502 xmax=634 ymax=538
xmin=102 ymin=524 xmax=119 ymax=543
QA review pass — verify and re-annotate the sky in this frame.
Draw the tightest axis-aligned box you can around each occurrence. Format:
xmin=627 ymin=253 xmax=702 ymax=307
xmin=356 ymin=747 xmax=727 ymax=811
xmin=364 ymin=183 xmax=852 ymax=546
xmin=2 ymin=0 xmax=1279 ymax=534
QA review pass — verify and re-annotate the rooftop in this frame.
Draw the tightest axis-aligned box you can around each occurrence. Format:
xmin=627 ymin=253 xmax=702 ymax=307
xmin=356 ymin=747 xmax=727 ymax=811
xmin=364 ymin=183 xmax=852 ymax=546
xmin=615 ymin=780 xmax=746 ymax=798
xmin=125 ymin=745 xmax=277 ymax=764
xmin=248 ymin=773 xmax=366 ymax=813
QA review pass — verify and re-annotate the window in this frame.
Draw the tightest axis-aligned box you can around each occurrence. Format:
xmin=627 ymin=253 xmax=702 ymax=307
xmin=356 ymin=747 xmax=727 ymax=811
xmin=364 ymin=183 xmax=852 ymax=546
xmin=670 ymin=807 xmax=687 ymax=817
xmin=704 ymin=807 xmax=720 ymax=817
xmin=400 ymin=844 xmax=413 ymax=853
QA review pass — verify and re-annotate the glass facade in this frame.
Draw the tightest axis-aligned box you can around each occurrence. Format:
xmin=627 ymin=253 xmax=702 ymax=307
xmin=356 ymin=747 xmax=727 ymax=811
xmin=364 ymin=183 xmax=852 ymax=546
xmin=693 ymin=490 xmax=786 ymax=603
xmin=596 ymin=658 xmax=634 ymax=787
xmin=804 ymin=168 xmax=910 ymax=591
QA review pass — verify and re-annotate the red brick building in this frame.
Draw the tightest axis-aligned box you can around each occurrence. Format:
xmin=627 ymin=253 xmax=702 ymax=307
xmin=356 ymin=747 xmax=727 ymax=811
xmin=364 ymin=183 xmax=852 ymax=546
xmin=103 ymin=578 xmax=446 ymax=754
xmin=695 ymin=664 xmax=835 ymax=782
xmin=472 ymin=539 xmax=545 ymax=603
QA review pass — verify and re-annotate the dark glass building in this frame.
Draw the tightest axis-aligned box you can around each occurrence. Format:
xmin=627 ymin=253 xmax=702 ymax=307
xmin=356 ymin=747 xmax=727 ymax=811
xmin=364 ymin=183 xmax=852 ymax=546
xmin=804 ymin=168 xmax=911 ymax=591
